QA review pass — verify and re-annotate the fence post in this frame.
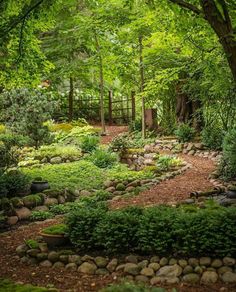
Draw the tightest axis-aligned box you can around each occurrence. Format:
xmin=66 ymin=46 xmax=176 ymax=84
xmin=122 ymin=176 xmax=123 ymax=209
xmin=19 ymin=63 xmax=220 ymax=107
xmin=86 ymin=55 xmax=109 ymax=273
xmin=108 ymin=90 xmax=113 ymax=125
xmin=131 ymin=91 xmax=136 ymax=121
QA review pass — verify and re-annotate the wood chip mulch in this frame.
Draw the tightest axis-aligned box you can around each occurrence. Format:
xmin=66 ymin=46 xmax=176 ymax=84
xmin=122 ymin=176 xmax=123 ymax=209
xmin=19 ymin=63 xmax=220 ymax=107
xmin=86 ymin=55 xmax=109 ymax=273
xmin=110 ymin=153 xmax=216 ymax=209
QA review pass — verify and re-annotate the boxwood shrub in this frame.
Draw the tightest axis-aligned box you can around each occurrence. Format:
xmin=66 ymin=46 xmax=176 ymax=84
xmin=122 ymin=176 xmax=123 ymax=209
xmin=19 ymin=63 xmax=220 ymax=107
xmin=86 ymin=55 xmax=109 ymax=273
xmin=66 ymin=204 xmax=236 ymax=257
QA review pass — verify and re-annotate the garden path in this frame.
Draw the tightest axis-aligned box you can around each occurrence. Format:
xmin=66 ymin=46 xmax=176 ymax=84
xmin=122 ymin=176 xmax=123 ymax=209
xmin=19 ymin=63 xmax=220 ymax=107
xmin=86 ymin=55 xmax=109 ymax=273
xmin=110 ymin=153 xmax=216 ymax=209
xmin=0 ymin=127 xmax=221 ymax=291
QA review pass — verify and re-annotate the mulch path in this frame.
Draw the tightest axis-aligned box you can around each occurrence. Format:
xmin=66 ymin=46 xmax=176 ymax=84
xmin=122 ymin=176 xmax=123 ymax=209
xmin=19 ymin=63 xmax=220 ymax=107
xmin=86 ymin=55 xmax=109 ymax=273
xmin=110 ymin=153 xmax=216 ymax=209
xmin=0 ymin=127 xmax=233 ymax=291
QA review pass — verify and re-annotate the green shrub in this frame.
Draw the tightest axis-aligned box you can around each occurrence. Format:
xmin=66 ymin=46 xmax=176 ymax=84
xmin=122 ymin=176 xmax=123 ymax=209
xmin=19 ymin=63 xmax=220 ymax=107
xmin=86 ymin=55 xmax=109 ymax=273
xmin=156 ymin=155 xmax=181 ymax=171
xmin=49 ymin=203 xmax=81 ymax=215
xmin=30 ymin=211 xmax=53 ymax=221
xmin=67 ymin=204 xmax=236 ymax=257
xmin=0 ymin=170 xmax=30 ymax=199
xmin=66 ymin=205 xmax=108 ymax=250
xmin=80 ymin=135 xmax=99 ymax=153
xmin=219 ymin=128 xmax=236 ymax=179
xmin=174 ymin=123 xmax=195 ymax=142
xmin=128 ymin=119 xmax=142 ymax=132
xmin=201 ymin=125 xmax=224 ymax=150
xmin=109 ymin=133 xmax=130 ymax=153
xmin=42 ymin=223 xmax=68 ymax=235
xmin=87 ymin=149 xmax=118 ymax=168
xmin=95 ymin=207 xmax=143 ymax=253
xmin=0 ymin=88 xmax=55 ymax=148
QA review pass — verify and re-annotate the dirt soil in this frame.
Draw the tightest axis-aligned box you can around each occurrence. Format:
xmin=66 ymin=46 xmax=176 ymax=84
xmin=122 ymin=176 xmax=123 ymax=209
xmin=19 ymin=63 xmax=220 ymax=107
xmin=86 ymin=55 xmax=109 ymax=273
xmin=98 ymin=125 xmax=128 ymax=145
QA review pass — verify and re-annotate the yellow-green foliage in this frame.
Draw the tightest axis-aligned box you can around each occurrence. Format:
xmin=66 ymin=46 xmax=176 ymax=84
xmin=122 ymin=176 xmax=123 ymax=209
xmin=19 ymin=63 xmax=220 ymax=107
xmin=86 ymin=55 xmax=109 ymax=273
xmin=0 ymin=124 xmax=6 ymax=134
xmin=49 ymin=123 xmax=73 ymax=133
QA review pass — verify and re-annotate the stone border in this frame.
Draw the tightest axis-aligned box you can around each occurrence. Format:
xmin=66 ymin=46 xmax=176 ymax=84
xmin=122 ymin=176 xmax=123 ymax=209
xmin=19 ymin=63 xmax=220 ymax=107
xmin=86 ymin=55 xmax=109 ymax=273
xmin=16 ymin=241 xmax=236 ymax=285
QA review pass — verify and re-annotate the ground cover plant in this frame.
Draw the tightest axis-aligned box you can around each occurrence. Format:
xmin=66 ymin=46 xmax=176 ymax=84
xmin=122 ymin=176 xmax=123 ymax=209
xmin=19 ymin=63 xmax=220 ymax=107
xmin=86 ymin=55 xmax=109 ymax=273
xmin=0 ymin=279 xmax=51 ymax=292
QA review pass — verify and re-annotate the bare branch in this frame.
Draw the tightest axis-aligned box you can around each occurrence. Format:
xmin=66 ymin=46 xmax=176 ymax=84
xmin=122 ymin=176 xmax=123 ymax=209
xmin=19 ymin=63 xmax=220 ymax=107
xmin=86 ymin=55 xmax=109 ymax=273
xmin=169 ymin=0 xmax=202 ymax=15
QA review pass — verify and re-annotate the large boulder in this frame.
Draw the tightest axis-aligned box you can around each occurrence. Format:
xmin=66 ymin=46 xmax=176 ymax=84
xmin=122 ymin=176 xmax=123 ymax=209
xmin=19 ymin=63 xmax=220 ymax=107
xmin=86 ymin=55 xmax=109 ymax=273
xmin=15 ymin=207 xmax=31 ymax=220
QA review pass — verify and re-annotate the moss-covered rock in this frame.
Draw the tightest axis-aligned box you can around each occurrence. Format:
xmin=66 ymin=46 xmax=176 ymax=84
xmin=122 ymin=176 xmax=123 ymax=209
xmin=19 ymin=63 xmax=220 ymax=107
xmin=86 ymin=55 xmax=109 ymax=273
xmin=23 ymin=194 xmax=43 ymax=208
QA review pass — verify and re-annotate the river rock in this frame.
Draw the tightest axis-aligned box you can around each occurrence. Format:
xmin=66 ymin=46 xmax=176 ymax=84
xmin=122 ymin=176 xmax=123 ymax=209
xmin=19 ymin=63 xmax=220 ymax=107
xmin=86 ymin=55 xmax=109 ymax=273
xmin=178 ymin=259 xmax=188 ymax=268
xmin=157 ymin=264 xmax=182 ymax=278
xmin=183 ymin=265 xmax=194 ymax=274
xmin=44 ymin=198 xmax=58 ymax=206
xmin=201 ymin=271 xmax=218 ymax=284
xmin=182 ymin=273 xmax=200 ymax=283
xmin=94 ymin=256 xmax=108 ymax=268
xmin=95 ymin=268 xmax=109 ymax=275
xmin=211 ymin=259 xmax=223 ymax=268
xmin=218 ymin=266 xmax=233 ymax=274
xmin=7 ymin=216 xmax=18 ymax=225
xmin=33 ymin=205 xmax=49 ymax=212
xmin=223 ymin=257 xmax=235 ymax=266
xmin=189 ymin=258 xmax=199 ymax=267
xmin=39 ymin=260 xmax=52 ymax=267
xmin=107 ymin=258 xmax=118 ymax=272
xmin=125 ymin=255 xmax=138 ymax=264
xmin=140 ymin=267 xmax=155 ymax=277
xmin=124 ymin=263 xmax=140 ymax=275
xmin=52 ymin=261 xmax=65 ymax=269
xmin=135 ymin=275 xmax=149 ymax=283
xmin=200 ymin=257 xmax=211 ymax=267
xmin=159 ymin=257 xmax=168 ymax=266
xmin=48 ymin=251 xmax=59 ymax=263
xmin=65 ymin=263 xmax=77 ymax=271
xmin=148 ymin=263 xmax=160 ymax=272
xmin=150 ymin=256 xmax=160 ymax=263
xmin=15 ymin=207 xmax=31 ymax=220
xmin=50 ymin=157 xmax=62 ymax=164
xmin=16 ymin=244 xmax=28 ymax=257
xmin=68 ymin=255 xmax=82 ymax=265
xmin=27 ymin=249 xmax=40 ymax=257
xmin=138 ymin=260 xmax=149 ymax=269
xmin=222 ymin=272 xmax=236 ymax=283
xmin=78 ymin=262 xmax=97 ymax=274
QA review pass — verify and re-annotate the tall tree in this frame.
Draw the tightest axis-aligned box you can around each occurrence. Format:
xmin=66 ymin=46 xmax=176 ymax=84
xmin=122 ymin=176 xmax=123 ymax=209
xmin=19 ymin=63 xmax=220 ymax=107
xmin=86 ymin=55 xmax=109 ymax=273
xmin=168 ymin=0 xmax=236 ymax=82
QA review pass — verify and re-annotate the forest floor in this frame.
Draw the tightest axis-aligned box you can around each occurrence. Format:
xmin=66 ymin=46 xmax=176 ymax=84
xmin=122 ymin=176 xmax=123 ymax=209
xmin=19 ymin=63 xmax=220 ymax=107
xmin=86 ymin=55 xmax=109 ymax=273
xmin=0 ymin=126 xmax=233 ymax=292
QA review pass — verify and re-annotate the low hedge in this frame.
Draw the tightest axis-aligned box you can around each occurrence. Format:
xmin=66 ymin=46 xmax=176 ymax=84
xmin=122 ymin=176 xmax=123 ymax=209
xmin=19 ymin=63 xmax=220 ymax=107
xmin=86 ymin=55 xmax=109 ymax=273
xmin=66 ymin=205 xmax=236 ymax=257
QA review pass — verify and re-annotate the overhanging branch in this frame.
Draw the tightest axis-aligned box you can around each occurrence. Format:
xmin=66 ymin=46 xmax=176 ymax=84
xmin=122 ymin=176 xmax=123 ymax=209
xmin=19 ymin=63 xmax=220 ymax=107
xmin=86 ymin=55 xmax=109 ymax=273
xmin=169 ymin=0 xmax=202 ymax=15
xmin=0 ymin=0 xmax=45 ymax=39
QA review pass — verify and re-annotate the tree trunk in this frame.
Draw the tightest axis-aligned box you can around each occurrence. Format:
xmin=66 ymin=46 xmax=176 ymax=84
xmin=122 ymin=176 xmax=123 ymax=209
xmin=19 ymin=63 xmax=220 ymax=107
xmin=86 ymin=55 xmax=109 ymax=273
xmin=139 ymin=35 xmax=146 ymax=139
xmin=176 ymin=79 xmax=203 ymax=132
xmin=200 ymin=0 xmax=236 ymax=82
xmin=95 ymin=32 xmax=106 ymax=135
xmin=68 ymin=76 xmax=74 ymax=122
